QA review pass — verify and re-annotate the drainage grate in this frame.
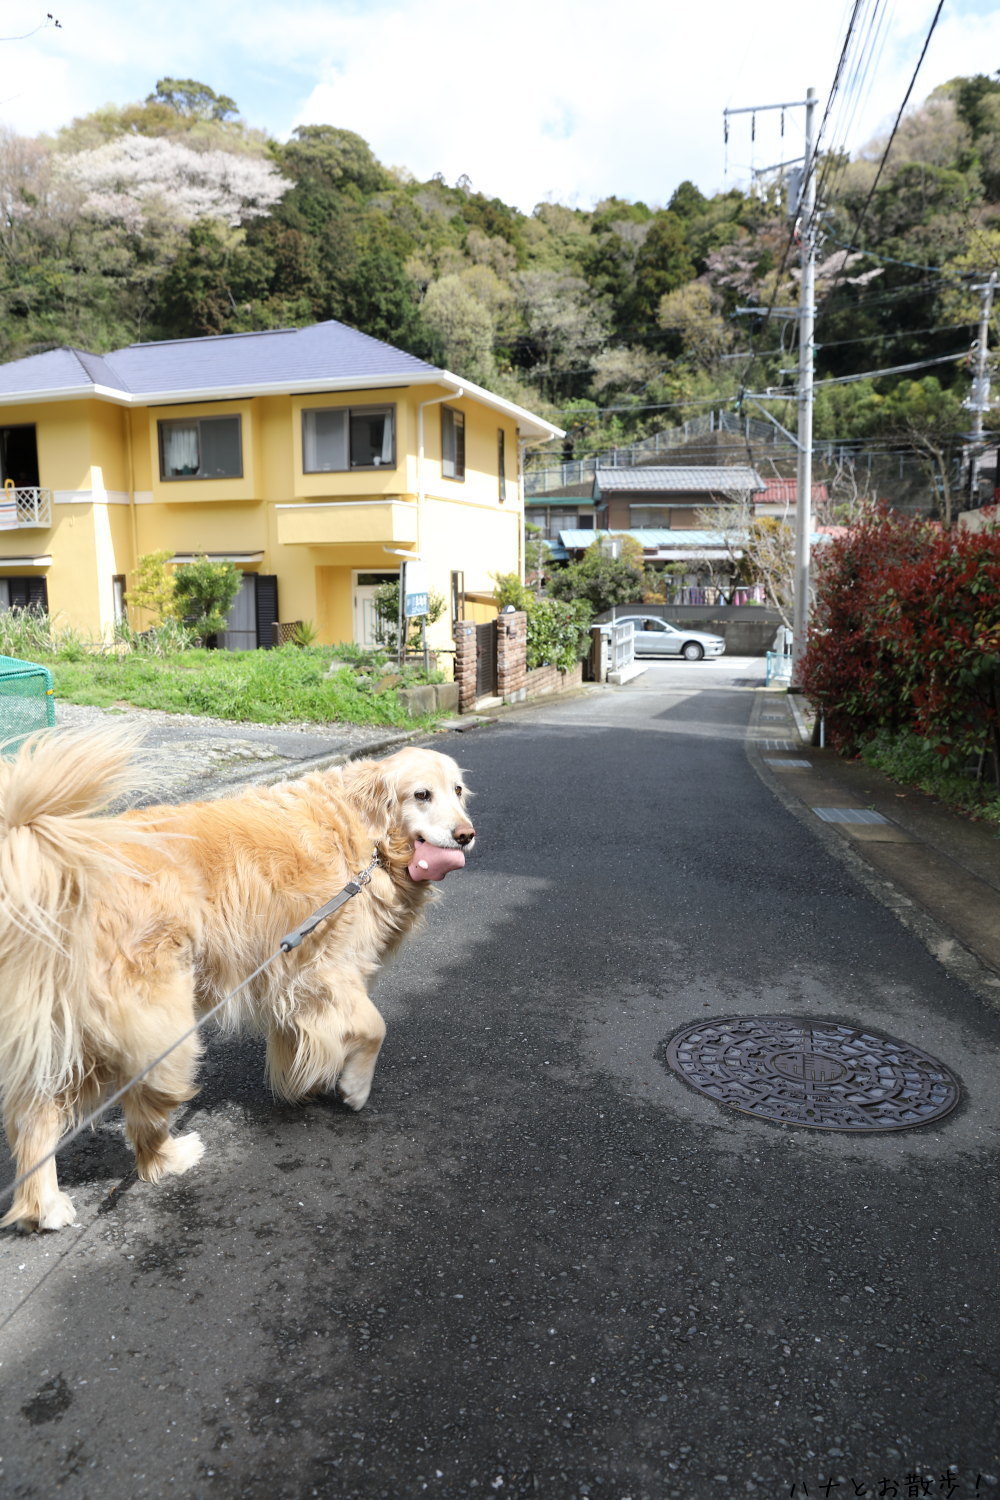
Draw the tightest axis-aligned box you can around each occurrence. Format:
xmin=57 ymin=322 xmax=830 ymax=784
xmin=813 ymin=807 xmax=889 ymax=824
xmin=765 ymin=758 xmax=812 ymax=768
xmin=661 ymin=1016 xmax=960 ymax=1132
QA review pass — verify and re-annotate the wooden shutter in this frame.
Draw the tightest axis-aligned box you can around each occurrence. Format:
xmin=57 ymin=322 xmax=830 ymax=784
xmin=9 ymin=578 xmax=48 ymax=611
xmin=255 ymin=575 xmax=279 ymax=648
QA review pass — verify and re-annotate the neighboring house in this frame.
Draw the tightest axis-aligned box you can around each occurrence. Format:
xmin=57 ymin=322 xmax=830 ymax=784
xmin=526 ymin=463 xmax=766 ymax=549
xmin=594 ymin=465 xmax=766 ymax=530
xmin=754 ymin=477 xmax=829 ymax=519
xmin=0 ymin=320 xmax=561 ymax=650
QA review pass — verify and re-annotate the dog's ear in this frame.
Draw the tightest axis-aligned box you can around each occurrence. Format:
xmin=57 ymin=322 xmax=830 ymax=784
xmin=339 ymin=759 xmax=396 ymax=837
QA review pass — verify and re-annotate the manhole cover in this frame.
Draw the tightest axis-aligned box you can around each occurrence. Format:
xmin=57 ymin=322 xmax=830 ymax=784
xmin=661 ymin=1016 xmax=960 ymax=1132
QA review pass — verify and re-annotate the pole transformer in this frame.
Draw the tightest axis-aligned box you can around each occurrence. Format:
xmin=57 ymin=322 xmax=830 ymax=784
xmin=965 ymin=270 xmax=997 ymax=515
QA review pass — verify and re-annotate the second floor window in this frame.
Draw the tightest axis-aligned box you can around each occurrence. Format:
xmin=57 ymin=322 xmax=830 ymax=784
xmin=302 ymin=406 xmax=395 ymax=471
xmin=0 ymin=424 xmax=39 ymax=488
xmin=442 ymin=406 xmax=465 ymax=480
xmin=159 ymin=415 xmax=242 ymax=481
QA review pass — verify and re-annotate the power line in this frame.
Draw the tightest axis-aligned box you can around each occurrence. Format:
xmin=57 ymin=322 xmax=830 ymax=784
xmin=824 ymin=235 xmax=970 ymax=280
xmin=784 ymin=348 xmax=965 ymax=389
xmin=815 ymin=0 xmax=947 ymax=320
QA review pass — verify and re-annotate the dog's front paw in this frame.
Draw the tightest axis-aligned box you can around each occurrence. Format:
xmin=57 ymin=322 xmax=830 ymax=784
xmin=161 ymin=1131 xmax=205 ymax=1178
xmin=337 ymin=1080 xmax=373 ymax=1112
xmin=37 ymin=1191 xmax=77 ymax=1232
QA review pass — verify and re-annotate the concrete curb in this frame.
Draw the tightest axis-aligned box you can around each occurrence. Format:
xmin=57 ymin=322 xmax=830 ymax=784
xmin=746 ymin=688 xmax=1000 ymax=1012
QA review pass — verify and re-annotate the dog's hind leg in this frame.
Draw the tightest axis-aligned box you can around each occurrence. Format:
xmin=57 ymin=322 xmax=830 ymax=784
xmin=121 ymin=1034 xmax=204 ymax=1185
xmin=1 ymin=1096 xmax=76 ymax=1233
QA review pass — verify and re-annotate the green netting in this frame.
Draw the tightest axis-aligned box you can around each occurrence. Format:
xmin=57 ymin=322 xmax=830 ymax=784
xmin=0 ymin=654 xmax=55 ymax=752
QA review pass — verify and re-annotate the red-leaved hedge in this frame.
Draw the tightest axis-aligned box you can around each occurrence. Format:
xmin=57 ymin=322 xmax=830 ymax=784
xmin=800 ymin=507 xmax=1000 ymax=774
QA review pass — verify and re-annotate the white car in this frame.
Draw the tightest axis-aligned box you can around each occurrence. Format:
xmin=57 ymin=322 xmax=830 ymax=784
xmin=603 ymin=614 xmax=726 ymax=661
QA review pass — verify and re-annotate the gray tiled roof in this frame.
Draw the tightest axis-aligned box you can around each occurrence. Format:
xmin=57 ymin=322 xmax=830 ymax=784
xmin=0 ymin=319 xmax=563 ymax=439
xmin=594 ymin=465 xmax=765 ymax=494
xmin=558 ymin=527 xmax=830 ymax=549
xmin=111 ymin=321 xmax=438 ymax=395
xmin=0 ymin=321 xmax=441 ymax=400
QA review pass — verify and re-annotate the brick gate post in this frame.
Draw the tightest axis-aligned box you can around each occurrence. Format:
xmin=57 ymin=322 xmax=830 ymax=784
xmin=453 ymin=621 xmax=477 ymax=713
xmin=496 ymin=610 xmax=527 ymax=703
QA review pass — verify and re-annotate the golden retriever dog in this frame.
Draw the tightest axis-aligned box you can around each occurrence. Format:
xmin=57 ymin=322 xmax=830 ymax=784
xmin=0 ymin=729 xmax=475 ymax=1232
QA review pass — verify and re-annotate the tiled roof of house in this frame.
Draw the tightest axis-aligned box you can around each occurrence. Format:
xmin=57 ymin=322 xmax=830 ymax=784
xmin=110 ymin=322 xmax=437 ymax=396
xmin=559 ymin=528 xmax=736 ymax=548
xmin=558 ymin=527 xmax=832 ymax=550
xmin=594 ymin=465 xmax=765 ymax=495
xmin=757 ymin=478 xmax=829 ymax=505
xmin=0 ymin=320 xmax=562 ymax=439
xmin=0 ymin=322 xmax=435 ymax=400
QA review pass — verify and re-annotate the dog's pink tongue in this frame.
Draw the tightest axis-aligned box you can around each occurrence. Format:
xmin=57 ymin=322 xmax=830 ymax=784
xmin=408 ymin=838 xmax=466 ymax=882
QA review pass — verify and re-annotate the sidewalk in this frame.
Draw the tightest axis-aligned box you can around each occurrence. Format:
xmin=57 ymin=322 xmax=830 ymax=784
xmin=747 ymin=688 xmax=1000 ymax=1008
xmin=49 ymin=701 xmax=481 ymax=806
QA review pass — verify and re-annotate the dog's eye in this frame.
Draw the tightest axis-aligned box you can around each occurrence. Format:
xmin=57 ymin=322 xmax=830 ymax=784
xmin=414 ymin=789 xmax=432 ymax=802
xmin=455 ymin=785 xmax=464 ymax=797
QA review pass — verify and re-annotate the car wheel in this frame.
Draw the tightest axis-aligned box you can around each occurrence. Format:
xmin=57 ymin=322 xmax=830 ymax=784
xmin=681 ymin=642 xmax=704 ymax=661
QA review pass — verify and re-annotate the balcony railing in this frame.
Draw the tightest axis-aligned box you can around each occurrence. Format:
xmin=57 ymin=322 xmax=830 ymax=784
xmin=0 ymin=487 xmax=52 ymax=528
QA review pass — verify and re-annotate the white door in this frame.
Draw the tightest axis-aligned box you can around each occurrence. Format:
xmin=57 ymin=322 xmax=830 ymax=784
xmin=353 ymin=571 xmax=398 ymax=647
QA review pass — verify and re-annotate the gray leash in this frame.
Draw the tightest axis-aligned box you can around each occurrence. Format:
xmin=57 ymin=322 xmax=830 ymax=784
xmin=278 ymin=849 xmax=382 ymax=950
xmin=0 ymin=850 xmax=382 ymax=1216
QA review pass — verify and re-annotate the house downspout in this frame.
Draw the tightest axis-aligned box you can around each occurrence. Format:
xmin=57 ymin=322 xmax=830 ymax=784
xmin=416 ymin=384 xmax=463 ymax=650
xmin=518 ymin=437 xmax=528 ymax=583
xmin=417 ymin=384 xmax=464 ymax=514
xmin=124 ymin=408 xmax=139 ymax=622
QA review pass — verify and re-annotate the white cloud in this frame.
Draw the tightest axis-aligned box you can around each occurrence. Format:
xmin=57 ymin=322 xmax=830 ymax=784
xmin=0 ymin=0 xmax=995 ymax=210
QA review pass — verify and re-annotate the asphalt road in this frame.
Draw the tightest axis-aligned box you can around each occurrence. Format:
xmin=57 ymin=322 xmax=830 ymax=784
xmin=0 ymin=658 xmax=998 ymax=1500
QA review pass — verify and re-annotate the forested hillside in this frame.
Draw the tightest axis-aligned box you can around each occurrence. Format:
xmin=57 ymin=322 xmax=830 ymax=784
xmin=2 ymin=74 xmax=999 ymax=479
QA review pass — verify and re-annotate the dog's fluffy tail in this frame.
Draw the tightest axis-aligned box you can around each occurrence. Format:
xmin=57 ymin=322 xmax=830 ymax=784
xmin=0 ymin=726 xmax=158 ymax=1101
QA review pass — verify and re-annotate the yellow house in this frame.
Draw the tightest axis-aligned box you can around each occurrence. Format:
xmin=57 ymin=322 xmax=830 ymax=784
xmin=0 ymin=321 xmax=562 ymax=651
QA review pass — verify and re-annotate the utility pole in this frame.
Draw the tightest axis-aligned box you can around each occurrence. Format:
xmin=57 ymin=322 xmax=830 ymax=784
xmin=724 ymin=89 xmax=818 ymax=681
xmin=792 ymin=86 xmax=817 ymax=684
xmin=964 ymin=270 xmax=997 ymax=515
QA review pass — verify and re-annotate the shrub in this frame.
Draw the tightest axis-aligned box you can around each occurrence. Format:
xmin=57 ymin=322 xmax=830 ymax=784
xmin=129 ymin=551 xmax=179 ymax=626
xmin=372 ymin=581 xmax=446 ymax=652
xmin=547 ymin=538 xmax=645 ymax=614
xmin=172 ymin=557 xmax=243 ymax=644
xmin=800 ymin=507 xmax=1000 ymax=780
xmin=492 ymin=572 xmax=592 ymax=672
xmin=524 ymin=596 xmax=592 ymax=672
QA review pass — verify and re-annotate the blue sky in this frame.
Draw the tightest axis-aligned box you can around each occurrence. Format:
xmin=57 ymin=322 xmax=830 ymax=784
xmin=1 ymin=0 xmax=997 ymax=211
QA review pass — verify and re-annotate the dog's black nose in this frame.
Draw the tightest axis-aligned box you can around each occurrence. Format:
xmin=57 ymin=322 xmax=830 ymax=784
xmin=454 ymin=826 xmax=476 ymax=847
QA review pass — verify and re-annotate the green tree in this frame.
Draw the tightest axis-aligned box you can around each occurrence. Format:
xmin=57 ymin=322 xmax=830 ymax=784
xmin=372 ymin=581 xmax=446 ymax=652
xmin=626 ymin=211 xmax=695 ymax=334
xmin=172 ymin=557 xmax=243 ymax=644
xmin=420 ymin=273 xmax=495 ymax=382
xmin=339 ymin=246 xmax=430 ymax=354
xmin=547 ymin=539 xmax=645 ymax=613
xmin=280 ymin=125 xmax=390 ymax=199
xmin=129 ymin=550 xmax=179 ymax=626
xmin=146 ymin=79 xmax=239 ymax=121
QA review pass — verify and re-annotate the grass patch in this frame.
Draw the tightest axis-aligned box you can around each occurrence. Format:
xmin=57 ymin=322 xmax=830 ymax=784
xmin=859 ymin=730 xmax=1000 ymax=830
xmin=42 ymin=645 xmax=440 ymax=729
